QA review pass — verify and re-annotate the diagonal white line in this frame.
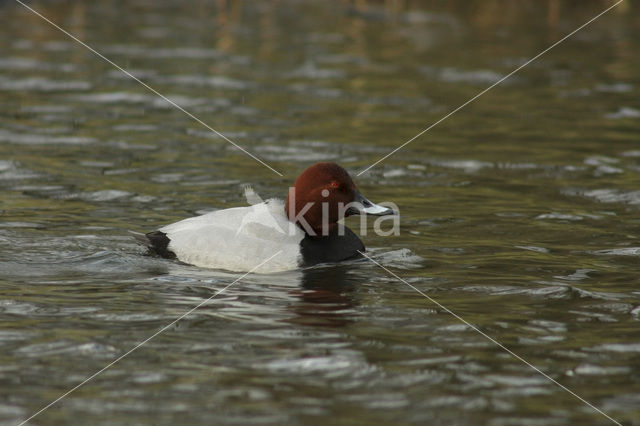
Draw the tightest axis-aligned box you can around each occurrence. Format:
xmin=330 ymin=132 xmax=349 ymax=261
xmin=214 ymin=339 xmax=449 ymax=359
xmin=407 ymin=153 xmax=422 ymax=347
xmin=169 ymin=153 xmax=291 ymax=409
xmin=17 ymin=250 xmax=282 ymax=426
xmin=357 ymin=0 xmax=624 ymax=176
xmin=14 ymin=0 xmax=283 ymax=177
xmin=357 ymin=250 xmax=622 ymax=426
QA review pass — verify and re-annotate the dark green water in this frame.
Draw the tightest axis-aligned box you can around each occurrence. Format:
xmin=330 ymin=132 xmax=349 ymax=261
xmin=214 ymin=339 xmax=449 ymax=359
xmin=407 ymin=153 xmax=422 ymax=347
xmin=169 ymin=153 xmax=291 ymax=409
xmin=1 ymin=0 xmax=640 ymax=424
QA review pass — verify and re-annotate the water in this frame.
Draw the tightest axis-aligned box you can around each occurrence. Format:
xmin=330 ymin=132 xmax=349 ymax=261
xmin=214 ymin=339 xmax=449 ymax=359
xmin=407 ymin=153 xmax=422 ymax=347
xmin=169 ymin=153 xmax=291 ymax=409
xmin=1 ymin=0 xmax=640 ymax=424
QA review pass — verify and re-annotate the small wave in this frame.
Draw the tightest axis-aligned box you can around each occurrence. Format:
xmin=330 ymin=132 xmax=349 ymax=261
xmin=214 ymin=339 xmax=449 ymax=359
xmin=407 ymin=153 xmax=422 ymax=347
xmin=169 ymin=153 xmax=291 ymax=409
xmin=0 ymin=76 xmax=90 ymax=91
xmin=595 ymin=82 xmax=634 ymax=93
xmin=256 ymin=143 xmax=340 ymax=162
xmin=582 ymin=189 xmax=640 ymax=205
xmin=420 ymin=66 xmax=513 ymax=86
xmin=287 ymin=62 xmax=346 ymax=79
xmin=515 ymin=245 xmax=549 ymax=254
xmin=62 ymin=190 xmax=133 ymax=202
xmin=103 ymin=45 xmax=223 ymax=59
xmin=0 ymin=129 xmax=95 ymax=146
xmin=156 ymin=74 xmax=252 ymax=90
xmin=368 ymin=248 xmax=424 ymax=270
xmin=0 ymin=160 xmax=40 ymax=180
xmin=0 ymin=56 xmax=76 ymax=72
xmin=592 ymin=247 xmax=640 ymax=256
xmin=591 ymin=343 xmax=640 ymax=353
xmin=605 ymin=107 xmax=640 ymax=119
xmin=71 ymin=91 xmax=208 ymax=108
xmin=535 ymin=212 xmax=584 ymax=221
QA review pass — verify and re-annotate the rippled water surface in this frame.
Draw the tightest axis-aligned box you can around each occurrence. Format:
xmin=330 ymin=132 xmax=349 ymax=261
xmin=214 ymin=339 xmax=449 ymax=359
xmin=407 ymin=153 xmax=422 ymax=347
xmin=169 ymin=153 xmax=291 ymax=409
xmin=2 ymin=1 xmax=640 ymax=425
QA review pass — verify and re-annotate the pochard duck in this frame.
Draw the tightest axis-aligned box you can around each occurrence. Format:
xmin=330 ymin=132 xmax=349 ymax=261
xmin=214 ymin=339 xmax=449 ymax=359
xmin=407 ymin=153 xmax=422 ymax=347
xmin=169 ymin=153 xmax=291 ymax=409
xmin=140 ymin=162 xmax=395 ymax=273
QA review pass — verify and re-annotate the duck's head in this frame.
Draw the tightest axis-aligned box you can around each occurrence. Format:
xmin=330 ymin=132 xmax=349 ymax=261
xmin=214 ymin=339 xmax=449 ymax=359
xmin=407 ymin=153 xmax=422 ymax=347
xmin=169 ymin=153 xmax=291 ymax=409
xmin=285 ymin=162 xmax=395 ymax=235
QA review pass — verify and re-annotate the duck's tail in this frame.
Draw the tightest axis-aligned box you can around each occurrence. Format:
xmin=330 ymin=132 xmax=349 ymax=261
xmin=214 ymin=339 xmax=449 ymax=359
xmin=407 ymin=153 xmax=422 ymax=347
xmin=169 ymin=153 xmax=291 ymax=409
xmin=129 ymin=230 xmax=176 ymax=259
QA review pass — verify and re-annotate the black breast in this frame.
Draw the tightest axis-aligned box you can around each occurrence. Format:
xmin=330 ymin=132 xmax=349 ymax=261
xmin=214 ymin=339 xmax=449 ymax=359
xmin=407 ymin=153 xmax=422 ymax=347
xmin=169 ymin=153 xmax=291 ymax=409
xmin=299 ymin=225 xmax=365 ymax=266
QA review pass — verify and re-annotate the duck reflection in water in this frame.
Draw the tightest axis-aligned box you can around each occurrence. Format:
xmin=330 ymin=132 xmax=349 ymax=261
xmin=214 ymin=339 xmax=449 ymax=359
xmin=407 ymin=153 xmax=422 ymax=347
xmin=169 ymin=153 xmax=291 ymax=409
xmin=287 ymin=264 xmax=361 ymax=328
xmin=146 ymin=259 xmax=361 ymax=329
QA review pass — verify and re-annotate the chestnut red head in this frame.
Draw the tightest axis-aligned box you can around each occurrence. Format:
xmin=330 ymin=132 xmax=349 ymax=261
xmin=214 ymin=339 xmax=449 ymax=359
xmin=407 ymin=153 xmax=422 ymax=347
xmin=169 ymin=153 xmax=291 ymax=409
xmin=285 ymin=162 xmax=394 ymax=235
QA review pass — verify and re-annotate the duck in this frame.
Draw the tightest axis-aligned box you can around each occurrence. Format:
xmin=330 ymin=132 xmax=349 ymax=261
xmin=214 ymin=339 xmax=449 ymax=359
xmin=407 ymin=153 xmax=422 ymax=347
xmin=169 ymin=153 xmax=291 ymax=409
xmin=138 ymin=162 xmax=396 ymax=273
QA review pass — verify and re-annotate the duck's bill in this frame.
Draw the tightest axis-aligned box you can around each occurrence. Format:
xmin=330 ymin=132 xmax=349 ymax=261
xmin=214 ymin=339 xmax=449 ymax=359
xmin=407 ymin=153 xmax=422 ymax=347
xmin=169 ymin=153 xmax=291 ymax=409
xmin=347 ymin=190 xmax=397 ymax=216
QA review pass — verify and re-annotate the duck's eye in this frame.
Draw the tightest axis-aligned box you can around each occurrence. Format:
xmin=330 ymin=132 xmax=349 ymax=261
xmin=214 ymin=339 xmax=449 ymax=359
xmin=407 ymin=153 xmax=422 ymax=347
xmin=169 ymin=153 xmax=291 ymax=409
xmin=328 ymin=181 xmax=340 ymax=189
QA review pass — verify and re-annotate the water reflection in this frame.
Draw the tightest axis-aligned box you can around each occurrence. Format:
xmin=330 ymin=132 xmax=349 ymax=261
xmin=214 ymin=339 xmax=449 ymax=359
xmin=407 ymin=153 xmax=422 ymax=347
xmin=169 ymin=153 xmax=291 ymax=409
xmin=289 ymin=264 xmax=360 ymax=328
xmin=161 ymin=259 xmax=360 ymax=328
